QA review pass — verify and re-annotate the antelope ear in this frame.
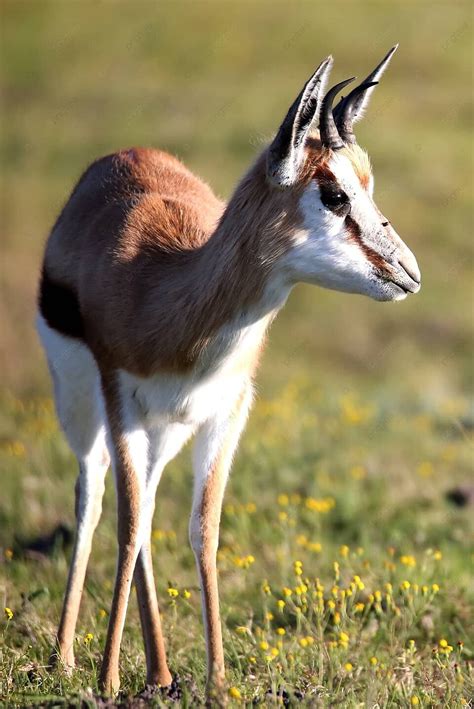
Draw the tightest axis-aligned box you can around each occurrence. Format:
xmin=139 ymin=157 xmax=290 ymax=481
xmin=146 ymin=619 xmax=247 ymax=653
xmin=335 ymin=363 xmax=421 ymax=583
xmin=267 ymin=56 xmax=333 ymax=187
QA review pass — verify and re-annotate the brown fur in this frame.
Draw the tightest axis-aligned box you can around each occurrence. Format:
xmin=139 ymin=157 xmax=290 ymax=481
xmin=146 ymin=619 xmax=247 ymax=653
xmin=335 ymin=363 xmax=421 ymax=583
xmin=134 ymin=543 xmax=173 ymax=687
xmin=99 ymin=370 xmax=143 ymax=694
xmin=195 ymin=387 xmax=249 ymax=690
xmin=41 ymin=146 xmax=313 ymax=376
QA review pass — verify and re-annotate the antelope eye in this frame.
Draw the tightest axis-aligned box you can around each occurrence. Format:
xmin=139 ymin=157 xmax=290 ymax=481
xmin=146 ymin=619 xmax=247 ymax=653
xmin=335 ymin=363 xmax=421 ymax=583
xmin=320 ymin=184 xmax=350 ymax=212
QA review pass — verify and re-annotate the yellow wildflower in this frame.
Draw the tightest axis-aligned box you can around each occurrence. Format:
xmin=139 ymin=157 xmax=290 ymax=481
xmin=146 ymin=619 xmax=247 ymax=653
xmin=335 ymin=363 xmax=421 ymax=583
xmin=344 ymin=662 xmax=353 ymax=672
xmin=410 ymin=697 xmax=419 ymax=706
xmin=229 ymin=687 xmax=241 ymax=699
xmin=432 ymin=583 xmax=440 ymax=593
xmin=183 ymin=589 xmax=191 ymax=599
xmin=4 ymin=607 xmax=13 ymax=620
xmin=167 ymin=587 xmax=179 ymax=598
xmin=277 ymin=599 xmax=285 ymax=610
xmin=305 ymin=496 xmax=335 ymax=513
xmin=370 ymin=656 xmax=378 ymax=665
xmin=83 ymin=633 xmax=94 ymax=645
xmin=259 ymin=641 xmax=269 ymax=651
xmin=400 ymin=555 xmax=416 ymax=567
xmin=339 ymin=631 xmax=349 ymax=644
xmin=417 ymin=461 xmax=433 ymax=477
xmin=277 ymin=493 xmax=289 ymax=506
xmin=339 ymin=545 xmax=349 ymax=558
xmin=350 ymin=465 xmax=366 ymax=480
xmin=293 ymin=560 xmax=303 ymax=576
xmin=276 ymin=627 xmax=285 ymax=636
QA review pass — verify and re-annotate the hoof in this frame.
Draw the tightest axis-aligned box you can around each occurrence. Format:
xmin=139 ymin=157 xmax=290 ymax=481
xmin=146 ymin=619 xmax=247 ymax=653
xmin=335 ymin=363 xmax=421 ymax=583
xmin=138 ymin=676 xmax=183 ymax=702
xmin=48 ymin=648 xmax=75 ymax=674
xmin=263 ymin=687 xmax=305 ymax=706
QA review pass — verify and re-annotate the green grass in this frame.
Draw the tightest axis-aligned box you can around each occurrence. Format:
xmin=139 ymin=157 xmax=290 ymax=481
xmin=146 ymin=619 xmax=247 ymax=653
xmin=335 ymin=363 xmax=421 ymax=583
xmin=1 ymin=0 xmax=473 ymax=706
xmin=1 ymin=385 xmax=473 ymax=706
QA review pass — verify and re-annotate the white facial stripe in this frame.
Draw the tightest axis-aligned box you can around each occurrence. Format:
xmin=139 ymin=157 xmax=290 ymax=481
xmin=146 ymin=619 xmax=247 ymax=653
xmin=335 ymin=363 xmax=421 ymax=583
xmin=280 ymin=151 xmax=420 ymax=302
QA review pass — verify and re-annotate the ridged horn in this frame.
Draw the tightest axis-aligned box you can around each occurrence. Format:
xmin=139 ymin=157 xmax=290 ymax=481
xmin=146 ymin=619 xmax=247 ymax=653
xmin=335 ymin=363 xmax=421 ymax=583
xmin=319 ymin=77 xmax=355 ymax=150
xmin=333 ymin=45 xmax=399 ymax=144
xmin=334 ymin=81 xmax=378 ymax=144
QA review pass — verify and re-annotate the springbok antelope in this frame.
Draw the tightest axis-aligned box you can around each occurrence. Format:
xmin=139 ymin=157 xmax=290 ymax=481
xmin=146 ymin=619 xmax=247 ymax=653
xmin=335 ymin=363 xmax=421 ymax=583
xmin=37 ymin=46 xmax=420 ymax=696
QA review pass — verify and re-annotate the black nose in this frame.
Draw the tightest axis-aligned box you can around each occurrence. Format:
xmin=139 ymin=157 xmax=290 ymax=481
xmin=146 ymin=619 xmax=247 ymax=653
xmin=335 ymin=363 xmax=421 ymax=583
xmin=381 ymin=221 xmax=389 ymax=227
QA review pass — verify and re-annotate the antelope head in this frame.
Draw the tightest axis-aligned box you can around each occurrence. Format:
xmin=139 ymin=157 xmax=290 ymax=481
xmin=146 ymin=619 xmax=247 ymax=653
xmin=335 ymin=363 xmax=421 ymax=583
xmin=267 ymin=46 xmax=421 ymax=302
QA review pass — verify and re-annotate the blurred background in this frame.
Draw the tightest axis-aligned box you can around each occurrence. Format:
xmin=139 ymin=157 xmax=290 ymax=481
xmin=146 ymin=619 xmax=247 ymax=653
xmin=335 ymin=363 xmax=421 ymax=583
xmin=0 ymin=1 xmax=472 ymax=703
xmin=1 ymin=1 xmax=472 ymax=397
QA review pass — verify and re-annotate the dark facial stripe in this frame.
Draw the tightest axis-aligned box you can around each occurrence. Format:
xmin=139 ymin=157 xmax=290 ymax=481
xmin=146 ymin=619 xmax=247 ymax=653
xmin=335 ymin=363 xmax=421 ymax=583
xmin=313 ymin=162 xmax=338 ymax=187
xmin=344 ymin=215 xmax=389 ymax=272
xmin=38 ymin=268 xmax=84 ymax=339
xmin=313 ymin=163 xmax=350 ymax=216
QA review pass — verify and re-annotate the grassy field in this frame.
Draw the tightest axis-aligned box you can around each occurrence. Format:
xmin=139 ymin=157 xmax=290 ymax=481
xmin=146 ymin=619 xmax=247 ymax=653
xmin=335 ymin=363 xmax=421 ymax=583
xmin=1 ymin=1 xmax=473 ymax=706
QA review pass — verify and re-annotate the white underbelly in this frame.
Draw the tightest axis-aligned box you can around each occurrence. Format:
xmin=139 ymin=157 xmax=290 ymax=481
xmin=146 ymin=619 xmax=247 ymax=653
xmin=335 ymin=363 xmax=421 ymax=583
xmin=121 ymin=367 xmax=248 ymax=426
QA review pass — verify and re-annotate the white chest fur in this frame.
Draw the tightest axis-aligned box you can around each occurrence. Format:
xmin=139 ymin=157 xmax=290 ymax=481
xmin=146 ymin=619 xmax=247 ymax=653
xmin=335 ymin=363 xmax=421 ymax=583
xmin=119 ymin=314 xmax=271 ymax=427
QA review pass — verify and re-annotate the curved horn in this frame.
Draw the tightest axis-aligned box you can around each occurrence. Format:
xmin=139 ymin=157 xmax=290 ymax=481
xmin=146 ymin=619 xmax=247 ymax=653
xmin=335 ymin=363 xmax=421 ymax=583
xmin=333 ymin=45 xmax=398 ymax=144
xmin=319 ymin=77 xmax=355 ymax=150
xmin=334 ymin=81 xmax=378 ymax=144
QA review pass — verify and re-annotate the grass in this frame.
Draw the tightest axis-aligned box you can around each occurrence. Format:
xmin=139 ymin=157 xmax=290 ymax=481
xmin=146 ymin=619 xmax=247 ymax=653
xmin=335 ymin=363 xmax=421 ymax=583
xmin=0 ymin=0 xmax=473 ymax=706
xmin=1 ymin=385 xmax=473 ymax=706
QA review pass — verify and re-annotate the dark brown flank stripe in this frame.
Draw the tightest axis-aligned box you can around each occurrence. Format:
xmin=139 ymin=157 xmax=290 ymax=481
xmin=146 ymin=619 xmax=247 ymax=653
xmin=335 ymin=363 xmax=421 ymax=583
xmin=344 ymin=215 xmax=389 ymax=272
xmin=39 ymin=267 xmax=84 ymax=339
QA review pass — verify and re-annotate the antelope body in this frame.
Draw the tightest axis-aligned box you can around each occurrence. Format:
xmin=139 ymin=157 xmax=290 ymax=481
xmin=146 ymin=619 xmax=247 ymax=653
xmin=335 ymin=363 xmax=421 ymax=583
xmin=37 ymin=47 xmax=420 ymax=696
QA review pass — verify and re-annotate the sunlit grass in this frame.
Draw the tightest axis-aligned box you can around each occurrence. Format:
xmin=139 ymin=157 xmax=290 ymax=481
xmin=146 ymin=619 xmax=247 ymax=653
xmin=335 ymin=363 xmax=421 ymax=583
xmin=1 ymin=381 xmax=472 ymax=705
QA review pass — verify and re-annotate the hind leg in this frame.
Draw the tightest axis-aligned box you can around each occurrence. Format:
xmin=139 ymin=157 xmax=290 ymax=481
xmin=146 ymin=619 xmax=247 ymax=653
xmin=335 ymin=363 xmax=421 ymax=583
xmin=54 ymin=441 xmax=109 ymax=668
xmin=37 ymin=315 xmax=110 ymax=669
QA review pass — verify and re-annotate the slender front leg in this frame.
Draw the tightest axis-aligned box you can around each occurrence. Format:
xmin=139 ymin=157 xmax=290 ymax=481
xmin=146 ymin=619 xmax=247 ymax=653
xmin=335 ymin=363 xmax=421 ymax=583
xmin=189 ymin=384 xmax=252 ymax=694
xmin=98 ymin=373 xmax=147 ymax=695
xmin=99 ymin=372 xmax=193 ymax=695
xmin=134 ymin=537 xmax=173 ymax=687
xmin=99 ymin=454 xmax=142 ymax=695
